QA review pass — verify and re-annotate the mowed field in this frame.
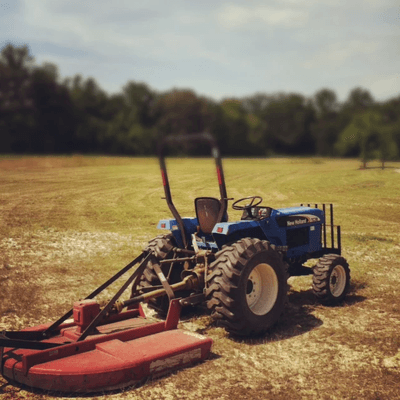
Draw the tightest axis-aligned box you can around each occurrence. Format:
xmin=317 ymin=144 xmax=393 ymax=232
xmin=1 ymin=155 xmax=400 ymax=400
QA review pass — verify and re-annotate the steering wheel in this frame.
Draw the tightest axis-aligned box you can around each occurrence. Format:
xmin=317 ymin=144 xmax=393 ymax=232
xmin=232 ymin=196 xmax=263 ymax=210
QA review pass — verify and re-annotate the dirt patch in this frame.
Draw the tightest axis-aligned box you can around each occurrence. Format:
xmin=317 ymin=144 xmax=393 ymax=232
xmin=1 ymin=229 xmax=139 ymax=264
xmin=0 ymin=229 xmax=140 ymax=330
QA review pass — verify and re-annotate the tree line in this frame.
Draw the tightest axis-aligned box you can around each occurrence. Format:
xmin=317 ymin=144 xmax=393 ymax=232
xmin=1 ymin=43 xmax=399 ymax=162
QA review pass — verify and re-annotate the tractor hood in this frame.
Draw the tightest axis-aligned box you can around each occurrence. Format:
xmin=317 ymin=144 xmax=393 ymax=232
xmin=274 ymin=206 xmax=324 ymax=227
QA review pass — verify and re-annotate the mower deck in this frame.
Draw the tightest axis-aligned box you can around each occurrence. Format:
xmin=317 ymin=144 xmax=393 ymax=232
xmin=1 ymin=301 xmax=212 ymax=393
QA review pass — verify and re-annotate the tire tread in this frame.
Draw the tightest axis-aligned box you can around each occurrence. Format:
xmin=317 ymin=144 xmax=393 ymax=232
xmin=312 ymin=253 xmax=350 ymax=304
xmin=205 ymin=238 xmax=287 ymax=336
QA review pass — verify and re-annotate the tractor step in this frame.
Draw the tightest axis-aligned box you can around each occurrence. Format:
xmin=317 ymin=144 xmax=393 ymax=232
xmin=1 ymin=299 xmax=212 ymax=393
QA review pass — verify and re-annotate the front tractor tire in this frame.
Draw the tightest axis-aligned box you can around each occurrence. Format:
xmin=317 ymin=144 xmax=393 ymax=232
xmin=312 ymin=254 xmax=350 ymax=304
xmin=205 ymin=238 xmax=288 ymax=336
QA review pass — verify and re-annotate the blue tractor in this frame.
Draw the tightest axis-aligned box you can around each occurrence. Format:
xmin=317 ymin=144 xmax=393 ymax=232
xmin=135 ymin=133 xmax=350 ymax=336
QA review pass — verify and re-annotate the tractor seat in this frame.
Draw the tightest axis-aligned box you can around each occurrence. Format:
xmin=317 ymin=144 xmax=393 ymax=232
xmin=195 ymin=197 xmax=227 ymax=235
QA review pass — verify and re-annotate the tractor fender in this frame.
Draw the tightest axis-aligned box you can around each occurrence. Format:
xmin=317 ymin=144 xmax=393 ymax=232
xmin=212 ymin=221 xmax=271 ymax=248
xmin=157 ymin=218 xmax=199 ymax=248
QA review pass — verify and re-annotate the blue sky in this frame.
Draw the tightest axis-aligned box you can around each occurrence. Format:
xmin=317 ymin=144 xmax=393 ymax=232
xmin=1 ymin=0 xmax=399 ymax=102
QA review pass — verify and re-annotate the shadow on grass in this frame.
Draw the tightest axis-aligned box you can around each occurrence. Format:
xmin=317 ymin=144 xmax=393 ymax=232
xmin=0 ymin=380 xmax=11 ymax=395
xmin=174 ymin=280 xmax=368 ymax=345
xmin=359 ymin=166 xmax=397 ymax=170
xmin=229 ymin=286 xmax=367 ymax=345
xmin=344 ymin=279 xmax=368 ymax=305
xmin=229 ymin=290 xmax=322 ymax=345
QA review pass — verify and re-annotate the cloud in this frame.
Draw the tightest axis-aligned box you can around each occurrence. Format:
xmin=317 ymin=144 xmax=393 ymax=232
xmin=21 ymin=1 xmax=165 ymax=48
xmin=368 ymin=73 xmax=400 ymax=100
xmin=21 ymin=1 xmax=214 ymax=60
xmin=216 ymin=4 xmax=309 ymax=29
xmin=3 ymin=0 xmax=398 ymax=101
xmin=303 ymin=40 xmax=381 ymax=69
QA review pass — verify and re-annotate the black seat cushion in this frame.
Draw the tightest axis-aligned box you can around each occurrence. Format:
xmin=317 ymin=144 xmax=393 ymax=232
xmin=195 ymin=197 xmax=224 ymax=234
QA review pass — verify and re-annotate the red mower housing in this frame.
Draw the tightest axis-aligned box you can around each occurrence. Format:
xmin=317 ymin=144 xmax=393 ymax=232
xmin=2 ymin=299 xmax=212 ymax=393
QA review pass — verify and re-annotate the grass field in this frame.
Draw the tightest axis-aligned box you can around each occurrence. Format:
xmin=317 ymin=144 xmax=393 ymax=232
xmin=1 ymin=155 xmax=400 ymax=400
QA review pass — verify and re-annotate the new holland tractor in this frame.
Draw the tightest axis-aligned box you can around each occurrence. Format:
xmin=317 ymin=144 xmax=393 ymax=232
xmin=135 ymin=133 xmax=351 ymax=336
xmin=0 ymin=133 xmax=351 ymax=393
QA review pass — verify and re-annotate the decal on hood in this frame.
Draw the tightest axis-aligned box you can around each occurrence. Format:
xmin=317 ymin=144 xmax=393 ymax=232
xmin=276 ymin=214 xmax=321 ymax=228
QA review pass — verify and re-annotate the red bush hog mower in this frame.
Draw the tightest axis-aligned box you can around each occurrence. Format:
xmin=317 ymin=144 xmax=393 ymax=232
xmin=0 ymin=133 xmax=350 ymax=393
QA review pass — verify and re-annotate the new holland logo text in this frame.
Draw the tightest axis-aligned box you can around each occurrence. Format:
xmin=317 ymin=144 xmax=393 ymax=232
xmin=287 ymin=218 xmax=308 ymax=226
xmin=276 ymin=214 xmax=321 ymax=228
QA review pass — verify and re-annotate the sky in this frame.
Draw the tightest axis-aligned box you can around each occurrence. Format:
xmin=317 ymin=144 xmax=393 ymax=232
xmin=1 ymin=0 xmax=399 ymax=102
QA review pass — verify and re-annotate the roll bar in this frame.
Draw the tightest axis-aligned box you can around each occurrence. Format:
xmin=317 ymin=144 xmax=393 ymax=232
xmin=158 ymin=133 xmax=228 ymax=248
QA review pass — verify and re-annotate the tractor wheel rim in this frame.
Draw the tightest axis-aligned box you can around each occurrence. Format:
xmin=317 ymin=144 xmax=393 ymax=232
xmin=330 ymin=265 xmax=347 ymax=297
xmin=246 ymin=263 xmax=278 ymax=315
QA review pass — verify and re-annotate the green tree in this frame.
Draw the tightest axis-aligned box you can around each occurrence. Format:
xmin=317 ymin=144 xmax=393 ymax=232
xmin=380 ymin=96 xmax=400 ymax=157
xmin=332 ymin=87 xmax=377 ymax=159
xmin=314 ymin=88 xmax=338 ymax=116
xmin=261 ymin=93 xmax=315 ymax=155
xmin=344 ymin=87 xmax=374 ymax=111
xmin=29 ymin=63 xmax=76 ymax=153
xmin=239 ymin=94 xmax=271 ymax=155
xmin=0 ymin=43 xmax=35 ymax=152
xmin=65 ymin=75 xmax=113 ymax=153
xmin=218 ymin=99 xmax=250 ymax=155
xmin=379 ymin=123 xmax=399 ymax=167
xmin=155 ymin=89 xmax=213 ymax=136
xmin=241 ymin=93 xmax=272 ymax=116
xmin=104 ymin=81 xmax=156 ymax=154
xmin=335 ymin=110 xmax=398 ymax=168
xmin=311 ymin=88 xmax=341 ymax=156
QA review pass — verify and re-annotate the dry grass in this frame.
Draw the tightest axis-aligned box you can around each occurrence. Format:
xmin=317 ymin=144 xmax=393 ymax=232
xmin=1 ymin=156 xmax=400 ymax=400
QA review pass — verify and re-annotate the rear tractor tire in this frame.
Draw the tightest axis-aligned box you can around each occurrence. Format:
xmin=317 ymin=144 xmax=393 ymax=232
xmin=312 ymin=254 xmax=350 ymax=304
xmin=205 ymin=238 xmax=288 ymax=336
xmin=133 ymin=234 xmax=184 ymax=314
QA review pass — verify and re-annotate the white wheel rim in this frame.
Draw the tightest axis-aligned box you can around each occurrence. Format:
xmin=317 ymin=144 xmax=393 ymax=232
xmin=246 ymin=263 xmax=278 ymax=315
xmin=330 ymin=265 xmax=347 ymax=297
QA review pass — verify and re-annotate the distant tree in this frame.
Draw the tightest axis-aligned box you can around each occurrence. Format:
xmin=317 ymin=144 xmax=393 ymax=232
xmin=4 ymin=42 xmax=400 ymax=159
xmin=378 ymin=123 xmax=399 ymax=168
xmin=381 ymin=95 xmax=400 ymax=123
xmin=311 ymin=88 xmax=341 ymax=156
xmin=355 ymin=112 xmax=381 ymax=168
xmin=344 ymin=87 xmax=374 ymax=111
xmin=64 ymin=75 xmax=112 ymax=152
xmin=245 ymin=112 xmax=269 ymax=155
xmin=29 ymin=63 xmax=76 ymax=153
xmin=218 ymin=98 xmax=251 ymax=155
xmin=335 ymin=110 xmax=398 ymax=168
xmin=203 ymin=100 xmax=231 ymax=155
xmin=239 ymin=94 xmax=272 ymax=154
xmin=240 ymin=93 xmax=272 ymax=115
xmin=332 ymin=87 xmax=377 ymax=158
xmin=380 ymin=96 xmax=400 ymax=153
xmin=0 ymin=43 xmax=35 ymax=152
xmin=123 ymin=81 xmax=156 ymax=127
xmin=155 ymin=89 xmax=213 ymax=137
xmin=314 ymin=88 xmax=338 ymax=116
xmin=261 ymin=93 xmax=316 ymax=155
xmin=104 ymin=81 xmax=157 ymax=154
